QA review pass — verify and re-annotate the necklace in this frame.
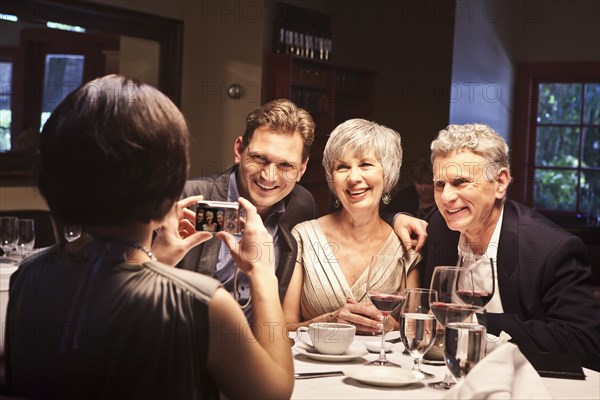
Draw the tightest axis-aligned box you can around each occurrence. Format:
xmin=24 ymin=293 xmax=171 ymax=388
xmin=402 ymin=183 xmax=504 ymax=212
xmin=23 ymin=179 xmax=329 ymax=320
xmin=84 ymin=233 xmax=157 ymax=262
xmin=129 ymin=242 xmax=157 ymax=261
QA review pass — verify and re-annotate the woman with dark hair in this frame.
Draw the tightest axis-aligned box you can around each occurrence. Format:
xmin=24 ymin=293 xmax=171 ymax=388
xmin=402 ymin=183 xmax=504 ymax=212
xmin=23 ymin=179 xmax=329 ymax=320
xmin=4 ymin=75 xmax=293 ymax=399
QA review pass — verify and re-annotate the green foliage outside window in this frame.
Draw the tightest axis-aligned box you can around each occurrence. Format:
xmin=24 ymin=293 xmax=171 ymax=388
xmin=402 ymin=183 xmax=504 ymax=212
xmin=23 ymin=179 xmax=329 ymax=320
xmin=534 ymin=83 xmax=600 ymax=214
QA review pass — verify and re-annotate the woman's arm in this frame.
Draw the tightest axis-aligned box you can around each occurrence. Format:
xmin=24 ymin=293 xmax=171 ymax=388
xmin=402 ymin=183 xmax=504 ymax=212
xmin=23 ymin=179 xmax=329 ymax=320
xmin=208 ymin=197 xmax=294 ymax=399
xmin=282 ymin=260 xmax=382 ymax=334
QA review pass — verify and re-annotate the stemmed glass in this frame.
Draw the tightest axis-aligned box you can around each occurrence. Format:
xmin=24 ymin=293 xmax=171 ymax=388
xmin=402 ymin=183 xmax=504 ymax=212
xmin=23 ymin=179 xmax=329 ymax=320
xmin=427 ymin=266 xmax=470 ymax=389
xmin=365 ymin=254 xmax=407 ymax=367
xmin=17 ymin=218 xmax=35 ymax=257
xmin=400 ymin=288 xmax=437 ymax=378
xmin=63 ymin=224 xmax=82 ymax=242
xmin=444 ymin=305 xmax=487 ymax=380
xmin=457 ymin=257 xmax=495 ymax=308
xmin=0 ymin=216 xmax=19 ymax=264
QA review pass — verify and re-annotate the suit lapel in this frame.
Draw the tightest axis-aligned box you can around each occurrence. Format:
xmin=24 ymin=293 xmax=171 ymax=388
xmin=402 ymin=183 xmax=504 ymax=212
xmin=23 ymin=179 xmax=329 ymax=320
xmin=497 ymin=201 xmax=520 ymax=312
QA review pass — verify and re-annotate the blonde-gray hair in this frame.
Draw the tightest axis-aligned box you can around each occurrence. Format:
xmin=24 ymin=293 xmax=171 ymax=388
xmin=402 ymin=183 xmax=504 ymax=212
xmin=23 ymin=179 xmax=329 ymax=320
xmin=431 ymin=124 xmax=511 ymax=181
xmin=323 ymin=119 xmax=403 ymax=194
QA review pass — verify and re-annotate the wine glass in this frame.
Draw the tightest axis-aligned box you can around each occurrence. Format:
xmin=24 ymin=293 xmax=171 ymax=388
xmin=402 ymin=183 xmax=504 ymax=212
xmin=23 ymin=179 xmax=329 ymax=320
xmin=400 ymin=288 xmax=437 ymax=378
xmin=17 ymin=218 xmax=35 ymax=257
xmin=457 ymin=257 xmax=495 ymax=308
xmin=444 ymin=305 xmax=487 ymax=380
xmin=365 ymin=254 xmax=407 ymax=367
xmin=0 ymin=216 xmax=19 ymax=264
xmin=427 ymin=266 xmax=468 ymax=389
xmin=63 ymin=224 xmax=82 ymax=242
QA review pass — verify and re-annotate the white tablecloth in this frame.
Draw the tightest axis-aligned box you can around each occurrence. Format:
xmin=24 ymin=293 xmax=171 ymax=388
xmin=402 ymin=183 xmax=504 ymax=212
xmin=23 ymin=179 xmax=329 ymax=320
xmin=291 ymin=333 xmax=600 ymax=400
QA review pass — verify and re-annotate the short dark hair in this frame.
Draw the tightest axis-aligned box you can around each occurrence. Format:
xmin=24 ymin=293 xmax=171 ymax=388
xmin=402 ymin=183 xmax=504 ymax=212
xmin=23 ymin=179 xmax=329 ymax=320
xmin=38 ymin=74 xmax=189 ymax=227
xmin=242 ymin=99 xmax=315 ymax=162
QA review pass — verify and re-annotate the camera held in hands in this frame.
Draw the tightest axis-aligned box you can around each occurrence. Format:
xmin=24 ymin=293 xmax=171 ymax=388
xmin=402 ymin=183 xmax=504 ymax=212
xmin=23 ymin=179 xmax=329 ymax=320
xmin=196 ymin=200 xmax=244 ymax=235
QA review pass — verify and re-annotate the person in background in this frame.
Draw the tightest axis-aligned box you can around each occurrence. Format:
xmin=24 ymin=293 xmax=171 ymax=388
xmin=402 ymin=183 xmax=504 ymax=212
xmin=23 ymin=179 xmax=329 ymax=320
xmin=201 ymin=210 xmax=217 ymax=232
xmin=283 ymin=119 xmax=421 ymax=334
xmin=157 ymin=100 xmax=428 ymax=322
xmin=195 ymin=208 xmax=205 ymax=230
xmin=215 ymin=210 xmax=224 ymax=231
xmin=4 ymin=75 xmax=294 ymax=399
xmin=423 ymin=123 xmax=600 ymax=370
xmin=385 ymin=156 xmax=437 ymax=222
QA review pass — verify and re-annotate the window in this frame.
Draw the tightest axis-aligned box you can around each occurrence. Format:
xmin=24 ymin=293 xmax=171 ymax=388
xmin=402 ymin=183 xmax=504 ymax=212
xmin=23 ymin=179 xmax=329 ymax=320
xmin=534 ymin=83 xmax=600 ymax=213
xmin=0 ymin=61 xmax=12 ymax=151
xmin=512 ymin=62 xmax=600 ymax=223
xmin=41 ymin=54 xmax=84 ymax=130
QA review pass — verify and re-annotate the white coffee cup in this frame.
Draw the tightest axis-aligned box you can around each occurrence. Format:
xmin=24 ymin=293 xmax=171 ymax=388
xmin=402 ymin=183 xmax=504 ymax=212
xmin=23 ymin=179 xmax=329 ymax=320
xmin=296 ymin=322 xmax=356 ymax=355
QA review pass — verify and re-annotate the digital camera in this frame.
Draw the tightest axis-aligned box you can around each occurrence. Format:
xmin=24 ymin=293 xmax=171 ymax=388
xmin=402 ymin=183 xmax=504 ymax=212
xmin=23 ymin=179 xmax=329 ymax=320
xmin=196 ymin=200 xmax=244 ymax=235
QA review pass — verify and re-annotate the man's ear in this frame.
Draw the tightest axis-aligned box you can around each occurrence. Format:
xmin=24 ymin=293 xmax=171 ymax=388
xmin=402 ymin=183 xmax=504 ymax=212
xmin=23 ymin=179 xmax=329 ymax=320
xmin=298 ymin=159 xmax=308 ymax=182
xmin=233 ymin=136 xmax=244 ymax=164
xmin=495 ymin=167 xmax=511 ymax=199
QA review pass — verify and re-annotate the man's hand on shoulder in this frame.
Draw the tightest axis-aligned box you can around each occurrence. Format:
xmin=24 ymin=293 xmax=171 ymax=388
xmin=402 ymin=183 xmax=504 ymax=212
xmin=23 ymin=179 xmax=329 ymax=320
xmin=393 ymin=213 xmax=428 ymax=252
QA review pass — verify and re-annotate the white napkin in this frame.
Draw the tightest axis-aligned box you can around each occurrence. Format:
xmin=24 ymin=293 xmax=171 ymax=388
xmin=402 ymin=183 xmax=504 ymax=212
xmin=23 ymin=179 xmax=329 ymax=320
xmin=442 ymin=343 xmax=552 ymax=400
xmin=486 ymin=331 xmax=512 ymax=353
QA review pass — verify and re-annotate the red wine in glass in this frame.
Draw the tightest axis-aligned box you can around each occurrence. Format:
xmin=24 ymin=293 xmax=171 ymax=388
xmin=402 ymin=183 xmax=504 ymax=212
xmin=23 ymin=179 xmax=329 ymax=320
xmin=367 ymin=293 xmax=406 ymax=316
xmin=365 ymin=254 xmax=407 ymax=367
xmin=456 ymin=290 xmax=493 ymax=307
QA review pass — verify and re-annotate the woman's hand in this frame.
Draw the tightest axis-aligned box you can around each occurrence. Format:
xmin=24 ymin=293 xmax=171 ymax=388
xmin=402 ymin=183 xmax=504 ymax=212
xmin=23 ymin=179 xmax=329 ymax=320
xmin=217 ymin=197 xmax=274 ymax=278
xmin=152 ymin=195 xmax=212 ymax=266
xmin=332 ymin=298 xmax=383 ymax=335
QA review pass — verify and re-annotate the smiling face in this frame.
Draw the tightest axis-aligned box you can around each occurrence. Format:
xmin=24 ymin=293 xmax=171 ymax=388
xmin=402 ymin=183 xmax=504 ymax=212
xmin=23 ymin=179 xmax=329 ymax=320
xmin=332 ymin=148 xmax=384 ymax=213
xmin=433 ymin=150 xmax=509 ymax=241
xmin=234 ymin=126 xmax=307 ymax=216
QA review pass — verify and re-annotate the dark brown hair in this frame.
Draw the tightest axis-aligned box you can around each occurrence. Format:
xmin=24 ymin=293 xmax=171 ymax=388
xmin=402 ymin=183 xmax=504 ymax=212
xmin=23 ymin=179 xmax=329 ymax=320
xmin=38 ymin=74 xmax=189 ymax=226
xmin=242 ymin=99 xmax=315 ymax=162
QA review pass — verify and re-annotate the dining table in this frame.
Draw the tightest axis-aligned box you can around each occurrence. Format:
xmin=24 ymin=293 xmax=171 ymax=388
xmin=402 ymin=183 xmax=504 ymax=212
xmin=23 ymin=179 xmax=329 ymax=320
xmin=290 ymin=332 xmax=600 ymax=400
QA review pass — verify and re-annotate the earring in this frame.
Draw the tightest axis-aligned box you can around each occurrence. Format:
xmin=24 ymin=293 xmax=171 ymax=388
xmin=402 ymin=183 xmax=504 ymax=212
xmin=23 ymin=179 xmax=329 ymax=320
xmin=382 ymin=193 xmax=391 ymax=205
xmin=334 ymin=197 xmax=341 ymax=209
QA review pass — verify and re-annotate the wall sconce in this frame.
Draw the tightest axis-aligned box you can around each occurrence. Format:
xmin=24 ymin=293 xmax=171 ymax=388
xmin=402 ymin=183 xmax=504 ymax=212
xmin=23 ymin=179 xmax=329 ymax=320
xmin=226 ymin=83 xmax=244 ymax=100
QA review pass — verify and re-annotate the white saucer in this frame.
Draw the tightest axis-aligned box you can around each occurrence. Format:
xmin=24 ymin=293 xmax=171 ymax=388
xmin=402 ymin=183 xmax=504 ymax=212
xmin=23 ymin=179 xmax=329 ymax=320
xmin=344 ymin=366 xmax=424 ymax=387
xmin=363 ymin=340 xmax=394 ymax=353
xmin=296 ymin=342 xmax=368 ymax=362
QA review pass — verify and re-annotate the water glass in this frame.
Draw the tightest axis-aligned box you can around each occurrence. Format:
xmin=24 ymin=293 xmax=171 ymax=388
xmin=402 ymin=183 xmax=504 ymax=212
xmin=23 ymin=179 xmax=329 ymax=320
xmin=17 ymin=218 xmax=35 ymax=256
xmin=444 ymin=305 xmax=487 ymax=380
xmin=0 ymin=216 xmax=19 ymax=264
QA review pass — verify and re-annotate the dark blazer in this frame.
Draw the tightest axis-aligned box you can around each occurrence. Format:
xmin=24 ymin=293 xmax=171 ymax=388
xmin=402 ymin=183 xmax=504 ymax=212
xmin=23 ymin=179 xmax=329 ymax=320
xmin=177 ymin=166 xmax=318 ymax=301
xmin=423 ymin=200 xmax=600 ymax=370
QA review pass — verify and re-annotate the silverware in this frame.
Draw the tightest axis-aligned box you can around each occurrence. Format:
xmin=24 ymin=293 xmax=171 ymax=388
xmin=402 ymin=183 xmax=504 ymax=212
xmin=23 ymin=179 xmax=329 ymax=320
xmin=294 ymin=371 xmax=344 ymax=379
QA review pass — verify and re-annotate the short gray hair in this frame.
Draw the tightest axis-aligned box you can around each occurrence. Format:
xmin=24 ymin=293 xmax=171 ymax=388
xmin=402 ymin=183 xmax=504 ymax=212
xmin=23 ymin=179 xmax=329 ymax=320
xmin=431 ymin=124 xmax=511 ymax=180
xmin=323 ymin=119 xmax=403 ymax=194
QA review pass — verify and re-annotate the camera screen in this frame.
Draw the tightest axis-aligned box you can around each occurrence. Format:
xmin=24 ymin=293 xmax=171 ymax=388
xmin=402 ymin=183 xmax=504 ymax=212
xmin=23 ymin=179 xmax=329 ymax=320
xmin=196 ymin=205 xmax=242 ymax=234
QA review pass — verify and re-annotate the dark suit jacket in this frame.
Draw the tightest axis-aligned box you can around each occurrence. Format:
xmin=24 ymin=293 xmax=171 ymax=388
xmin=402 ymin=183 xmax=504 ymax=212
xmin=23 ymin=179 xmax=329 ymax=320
xmin=423 ymin=200 xmax=600 ymax=370
xmin=177 ymin=166 xmax=318 ymax=301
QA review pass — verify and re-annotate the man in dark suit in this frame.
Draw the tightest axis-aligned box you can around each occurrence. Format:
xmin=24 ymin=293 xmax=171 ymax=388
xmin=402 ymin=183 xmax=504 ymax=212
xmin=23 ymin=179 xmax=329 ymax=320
xmin=423 ymin=123 xmax=600 ymax=370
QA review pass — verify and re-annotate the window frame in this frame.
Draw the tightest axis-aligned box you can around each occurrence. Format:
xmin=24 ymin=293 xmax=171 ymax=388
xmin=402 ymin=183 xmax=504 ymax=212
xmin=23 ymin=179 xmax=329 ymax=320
xmin=0 ymin=0 xmax=183 ymax=186
xmin=511 ymin=62 xmax=600 ymax=218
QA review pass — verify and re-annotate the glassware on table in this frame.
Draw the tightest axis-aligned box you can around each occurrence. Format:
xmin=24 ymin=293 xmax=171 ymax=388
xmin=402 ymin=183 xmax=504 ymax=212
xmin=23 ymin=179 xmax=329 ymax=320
xmin=444 ymin=305 xmax=487 ymax=380
xmin=0 ymin=216 xmax=19 ymax=264
xmin=17 ymin=218 xmax=35 ymax=257
xmin=400 ymin=288 xmax=437 ymax=378
xmin=427 ymin=266 xmax=466 ymax=389
xmin=457 ymin=257 xmax=495 ymax=308
xmin=63 ymin=225 xmax=82 ymax=242
xmin=365 ymin=254 xmax=407 ymax=367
